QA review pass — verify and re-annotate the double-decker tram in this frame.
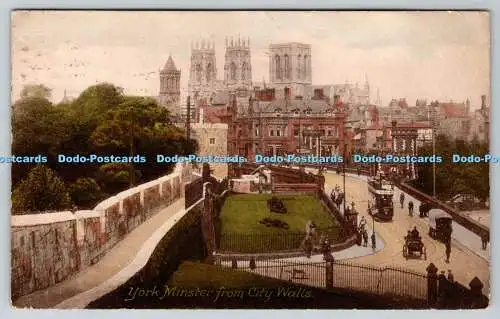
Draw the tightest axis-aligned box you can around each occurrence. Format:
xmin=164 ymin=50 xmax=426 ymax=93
xmin=367 ymin=171 xmax=395 ymax=222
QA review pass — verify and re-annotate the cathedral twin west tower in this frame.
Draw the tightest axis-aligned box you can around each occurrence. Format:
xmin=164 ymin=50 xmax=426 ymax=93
xmin=158 ymin=37 xmax=369 ymax=114
xmin=188 ymin=37 xmax=253 ymax=99
xmin=158 ymin=36 xmax=254 ymax=112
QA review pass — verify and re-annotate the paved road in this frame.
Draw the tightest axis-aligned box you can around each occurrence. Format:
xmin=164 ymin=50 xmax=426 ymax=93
xmin=321 ymin=171 xmax=490 ymax=296
xmin=13 ymin=199 xmax=186 ymax=309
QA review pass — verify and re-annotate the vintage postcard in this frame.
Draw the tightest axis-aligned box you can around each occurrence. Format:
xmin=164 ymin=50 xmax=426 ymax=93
xmin=10 ymin=11 xmax=490 ymax=309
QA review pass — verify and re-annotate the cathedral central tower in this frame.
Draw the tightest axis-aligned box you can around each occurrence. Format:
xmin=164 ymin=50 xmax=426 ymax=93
xmin=269 ymin=42 xmax=311 ymax=98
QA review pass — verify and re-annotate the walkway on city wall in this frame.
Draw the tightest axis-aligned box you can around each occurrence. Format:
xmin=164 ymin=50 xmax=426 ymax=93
xmin=13 ymin=199 xmax=185 ymax=309
xmin=316 ymin=169 xmax=490 ymax=295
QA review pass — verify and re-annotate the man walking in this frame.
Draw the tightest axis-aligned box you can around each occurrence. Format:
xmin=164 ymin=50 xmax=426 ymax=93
xmin=400 ymin=193 xmax=405 ymax=209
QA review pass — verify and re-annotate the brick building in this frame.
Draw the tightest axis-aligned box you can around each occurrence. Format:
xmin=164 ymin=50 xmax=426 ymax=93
xmin=224 ymin=88 xmax=348 ymax=160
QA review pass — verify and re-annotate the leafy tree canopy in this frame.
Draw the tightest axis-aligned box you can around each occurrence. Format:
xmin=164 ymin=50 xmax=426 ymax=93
xmin=12 ymin=165 xmax=72 ymax=214
xmin=11 ymin=82 xmax=195 ymax=213
xmin=19 ymin=84 xmax=52 ymax=100
xmin=414 ymin=134 xmax=489 ymax=202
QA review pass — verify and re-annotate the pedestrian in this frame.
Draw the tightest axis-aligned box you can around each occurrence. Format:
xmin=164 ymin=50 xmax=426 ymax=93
xmin=362 ymin=229 xmax=368 ymax=247
xmin=371 ymin=232 xmax=376 ymax=249
xmin=400 ymin=193 xmax=405 ymax=209
xmin=438 ymin=270 xmax=448 ymax=301
xmin=408 ymin=201 xmax=414 ymax=216
xmin=445 ymin=240 xmax=451 ymax=263
xmin=447 ymin=269 xmax=454 ymax=283
xmin=481 ymin=233 xmax=488 ymax=250
xmin=356 ymin=227 xmax=363 ymax=246
xmin=358 ymin=216 xmax=367 ymax=230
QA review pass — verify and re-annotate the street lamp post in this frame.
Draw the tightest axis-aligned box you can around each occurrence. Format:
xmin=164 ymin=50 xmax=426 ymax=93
xmin=431 ymin=104 xmax=436 ymax=198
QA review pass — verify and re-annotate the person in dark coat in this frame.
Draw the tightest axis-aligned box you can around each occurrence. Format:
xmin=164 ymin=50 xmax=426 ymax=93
xmin=481 ymin=233 xmax=489 ymax=250
xmin=362 ymin=228 xmax=368 ymax=247
xmin=438 ymin=270 xmax=448 ymax=301
xmin=408 ymin=201 xmax=414 ymax=216
xmin=447 ymin=269 xmax=454 ymax=283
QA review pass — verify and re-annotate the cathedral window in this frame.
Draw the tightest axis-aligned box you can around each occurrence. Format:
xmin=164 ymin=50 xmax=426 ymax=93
xmin=254 ymin=124 xmax=260 ymax=136
xmin=293 ymin=125 xmax=300 ymax=137
xmin=242 ymin=62 xmax=247 ymax=80
xmin=196 ymin=64 xmax=202 ymax=82
xmin=297 ymin=54 xmax=302 ymax=80
xmin=284 ymin=54 xmax=290 ymax=80
xmin=209 ymin=138 xmax=216 ymax=145
xmin=230 ymin=62 xmax=237 ymax=81
xmin=206 ymin=63 xmax=213 ymax=82
xmin=270 ymin=130 xmax=275 ymax=137
xmin=303 ymin=55 xmax=308 ymax=80
xmin=275 ymin=55 xmax=281 ymax=80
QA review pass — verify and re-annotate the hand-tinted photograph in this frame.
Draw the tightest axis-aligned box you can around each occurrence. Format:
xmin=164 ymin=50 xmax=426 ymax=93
xmin=10 ymin=11 xmax=490 ymax=309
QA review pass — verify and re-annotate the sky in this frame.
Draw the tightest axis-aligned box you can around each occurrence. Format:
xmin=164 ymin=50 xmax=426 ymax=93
xmin=11 ymin=11 xmax=490 ymax=108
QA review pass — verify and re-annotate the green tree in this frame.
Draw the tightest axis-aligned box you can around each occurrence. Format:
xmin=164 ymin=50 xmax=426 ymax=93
xmin=19 ymin=84 xmax=52 ymax=100
xmin=11 ymin=96 xmax=73 ymax=185
xmin=91 ymin=96 xmax=194 ymax=188
xmin=69 ymin=177 xmax=106 ymax=209
xmin=12 ymin=165 xmax=72 ymax=214
xmin=415 ymin=134 xmax=489 ymax=202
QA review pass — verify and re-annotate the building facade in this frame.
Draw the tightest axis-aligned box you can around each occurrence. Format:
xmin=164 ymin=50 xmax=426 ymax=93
xmin=225 ymin=89 xmax=347 ymax=160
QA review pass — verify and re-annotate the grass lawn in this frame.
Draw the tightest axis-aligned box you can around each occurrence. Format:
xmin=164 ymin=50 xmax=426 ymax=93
xmin=218 ymin=194 xmax=343 ymax=253
xmin=220 ymin=193 xmax=337 ymax=234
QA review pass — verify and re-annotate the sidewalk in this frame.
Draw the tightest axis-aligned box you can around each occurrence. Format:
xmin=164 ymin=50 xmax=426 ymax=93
xmin=12 ymin=198 xmax=185 ymax=309
xmin=391 ymin=187 xmax=491 ymax=261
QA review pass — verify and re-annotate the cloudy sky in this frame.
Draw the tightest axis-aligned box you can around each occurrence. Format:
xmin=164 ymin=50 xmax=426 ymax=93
xmin=11 ymin=11 xmax=489 ymax=108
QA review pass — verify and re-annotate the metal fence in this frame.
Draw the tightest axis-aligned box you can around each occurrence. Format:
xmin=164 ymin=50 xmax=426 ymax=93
xmin=215 ymin=259 xmax=428 ymax=302
xmin=218 ymin=227 xmax=343 ymax=254
xmin=330 ymin=260 xmax=427 ymax=301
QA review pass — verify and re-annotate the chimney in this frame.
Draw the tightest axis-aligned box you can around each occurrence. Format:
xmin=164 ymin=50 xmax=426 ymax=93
xmin=481 ymin=95 xmax=486 ymax=109
xmin=466 ymin=98 xmax=470 ymax=115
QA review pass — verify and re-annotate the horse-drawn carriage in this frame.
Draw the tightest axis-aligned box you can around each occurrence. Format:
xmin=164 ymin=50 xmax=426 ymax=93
xmin=428 ymin=209 xmax=453 ymax=242
xmin=419 ymin=202 xmax=432 ymax=218
xmin=403 ymin=228 xmax=427 ymax=260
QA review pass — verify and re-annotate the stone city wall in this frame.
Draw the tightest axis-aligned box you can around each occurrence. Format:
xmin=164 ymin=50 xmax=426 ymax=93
xmin=11 ymin=162 xmax=193 ymax=300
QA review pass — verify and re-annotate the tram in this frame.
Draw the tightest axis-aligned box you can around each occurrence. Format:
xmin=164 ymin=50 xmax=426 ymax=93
xmin=367 ymin=171 xmax=395 ymax=222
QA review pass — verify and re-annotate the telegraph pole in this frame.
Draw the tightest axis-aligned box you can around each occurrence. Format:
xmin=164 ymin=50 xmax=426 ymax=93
xmin=431 ymin=103 xmax=436 ymax=197
xmin=343 ymin=141 xmax=347 ymax=214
